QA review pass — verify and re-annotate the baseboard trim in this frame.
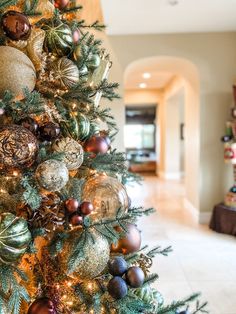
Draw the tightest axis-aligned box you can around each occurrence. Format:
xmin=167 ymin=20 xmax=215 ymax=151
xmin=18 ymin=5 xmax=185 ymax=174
xmin=159 ymin=171 xmax=184 ymax=180
xmin=199 ymin=212 xmax=212 ymax=224
xmin=184 ymin=198 xmax=199 ymax=221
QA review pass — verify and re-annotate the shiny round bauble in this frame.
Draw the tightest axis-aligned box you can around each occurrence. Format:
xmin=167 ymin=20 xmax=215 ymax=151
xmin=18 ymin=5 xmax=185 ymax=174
xmin=79 ymin=64 xmax=89 ymax=82
xmin=126 ymin=266 xmax=145 ymax=288
xmin=111 ymin=224 xmax=141 ymax=255
xmin=108 ymin=257 xmax=128 ymax=276
xmin=19 ymin=117 xmax=39 ymax=136
xmin=52 ymin=137 xmax=83 ymax=170
xmin=51 ymin=57 xmax=79 ymax=89
xmin=42 ymin=20 xmax=73 ymax=56
xmin=65 ymin=229 xmax=110 ymax=279
xmin=100 ymin=131 xmax=111 ymax=147
xmin=65 ymin=198 xmax=79 ymax=213
xmin=80 ymin=201 xmax=94 ymax=216
xmin=107 ymin=277 xmax=128 ymax=300
xmin=230 ymin=185 xmax=236 ymax=193
xmin=221 ymin=135 xmax=232 ymax=143
xmin=87 ymin=54 xmax=101 ymax=70
xmin=77 ymin=113 xmax=90 ymax=141
xmin=27 ymin=297 xmax=56 ymax=314
xmin=54 ymin=0 xmax=70 ymax=10
xmin=35 ymin=159 xmax=69 ymax=192
xmin=84 ymin=135 xmax=109 ymax=154
xmin=0 ymin=46 xmax=36 ymax=100
xmin=39 ymin=122 xmax=61 ymax=142
xmin=88 ymin=122 xmax=100 ymax=138
xmin=0 ymin=125 xmax=38 ymax=169
xmin=1 ymin=10 xmax=31 ymax=41
xmin=0 ymin=212 xmax=31 ymax=264
xmin=82 ymin=174 xmax=129 ymax=221
xmin=72 ymin=28 xmax=80 ymax=43
xmin=70 ymin=213 xmax=83 ymax=226
xmin=73 ymin=44 xmax=89 ymax=61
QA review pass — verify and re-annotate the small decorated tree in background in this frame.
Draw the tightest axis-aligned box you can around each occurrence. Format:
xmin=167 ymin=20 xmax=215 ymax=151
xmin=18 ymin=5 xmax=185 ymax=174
xmin=0 ymin=1 xmax=208 ymax=313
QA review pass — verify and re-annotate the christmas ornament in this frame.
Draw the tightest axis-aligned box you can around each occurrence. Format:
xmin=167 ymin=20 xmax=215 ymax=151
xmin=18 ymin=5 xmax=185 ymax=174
xmin=107 ymin=277 xmax=128 ymax=300
xmin=70 ymin=213 xmax=83 ymax=226
xmin=72 ymin=28 xmax=80 ymax=43
xmin=80 ymin=201 xmax=94 ymax=216
xmin=42 ymin=20 xmax=73 ymax=56
xmin=35 ymin=159 xmax=69 ymax=192
xmin=126 ymin=266 xmax=145 ymax=288
xmin=0 ymin=212 xmax=31 ymax=264
xmin=108 ymin=257 xmax=128 ymax=276
xmin=65 ymin=198 xmax=79 ymax=213
xmin=134 ymin=286 xmax=164 ymax=309
xmin=53 ymin=137 xmax=83 ymax=170
xmin=88 ymin=122 xmax=100 ymax=138
xmin=27 ymin=297 xmax=56 ymax=314
xmin=221 ymin=135 xmax=232 ymax=143
xmin=177 ymin=311 xmax=190 ymax=314
xmin=0 ymin=46 xmax=36 ymax=100
xmin=82 ymin=174 xmax=129 ymax=221
xmin=73 ymin=44 xmax=88 ymax=61
xmin=84 ymin=135 xmax=109 ymax=154
xmin=19 ymin=117 xmax=39 ymax=135
xmin=65 ymin=229 xmax=110 ymax=279
xmin=54 ymin=0 xmax=70 ymax=10
xmin=50 ymin=57 xmax=79 ymax=89
xmin=111 ymin=224 xmax=141 ymax=255
xmin=0 ymin=125 xmax=38 ymax=169
xmin=79 ymin=64 xmax=89 ymax=81
xmin=77 ymin=113 xmax=90 ymax=141
xmin=39 ymin=122 xmax=61 ymax=142
xmin=27 ymin=27 xmax=46 ymax=71
xmin=1 ymin=10 xmax=31 ymax=41
xmin=87 ymin=54 xmax=101 ymax=70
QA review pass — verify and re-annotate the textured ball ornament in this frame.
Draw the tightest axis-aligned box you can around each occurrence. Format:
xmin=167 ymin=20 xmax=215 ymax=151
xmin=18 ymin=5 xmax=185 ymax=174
xmin=35 ymin=159 xmax=69 ymax=192
xmin=65 ymin=229 xmax=110 ymax=279
xmin=108 ymin=257 xmax=128 ymax=276
xmin=82 ymin=174 xmax=129 ymax=221
xmin=84 ymin=135 xmax=109 ymax=154
xmin=80 ymin=201 xmax=94 ymax=216
xmin=51 ymin=57 xmax=79 ymax=89
xmin=111 ymin=223 xmax=141 ymax=255
xmin=39 ymin=122 xmax=61 ymax=142
xmin=20 ymin=117 xmax=39 ymax=135
xmin=54 ymin=0 xmax=70 ymax=10
xmin=0 ymin=125 xmax=38 ymax=169
xmin=126 ymin=266 xmax=145 ymax=288
xmin=27 ymin=297 xmax=56 ymax=314
xmin=52 ymin=137 xmax=83 ymax=170
xmin=107 ymin=277 xmax=128 ymax=300
xmin=0 ymin=46 xmax=36 ymax=100
xmin=0 ymin=212 xmax=32 ymax=264
xmin=65 ymin=198 xmax=79 ymax=213
xmin=1 ymin=10 xmax=31 ymax=41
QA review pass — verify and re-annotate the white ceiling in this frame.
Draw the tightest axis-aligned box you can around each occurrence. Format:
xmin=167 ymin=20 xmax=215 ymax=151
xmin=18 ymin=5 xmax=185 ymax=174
xmin=101 ymin=0 xmax=236 ymax=35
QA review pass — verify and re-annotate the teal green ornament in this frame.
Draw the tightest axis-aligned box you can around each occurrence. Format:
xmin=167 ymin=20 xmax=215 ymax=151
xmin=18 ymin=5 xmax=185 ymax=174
xmin=0 ymin=213 xmax=31 ymax=264
xmin=80 ymin=64 xmax=89 ymax=82
xmin=87 ymin=122 xmax=100 ymax=139
xmin=87 ymin=54 xmax=101 ymax=70
xmin=77 ymin=113 xmax=90 ymax=141
xmin=42 ymin=20 xmax=73 ymax=56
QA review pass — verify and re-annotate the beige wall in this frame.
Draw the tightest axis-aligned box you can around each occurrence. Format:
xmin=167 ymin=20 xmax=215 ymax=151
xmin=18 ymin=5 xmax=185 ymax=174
xmin=106 ymin=32 xmax=236 ymax=215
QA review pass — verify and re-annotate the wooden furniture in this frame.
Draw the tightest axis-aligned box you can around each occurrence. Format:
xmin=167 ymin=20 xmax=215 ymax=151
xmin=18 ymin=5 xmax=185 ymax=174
xmin=210 ymin=203 xmax=236 ymax=236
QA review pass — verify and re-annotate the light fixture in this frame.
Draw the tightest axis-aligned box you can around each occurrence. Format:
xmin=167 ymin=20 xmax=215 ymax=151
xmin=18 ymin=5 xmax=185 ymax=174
xmin=139 ymin=83 xmax=147 ymax=89
xmin=168 ymin=0 xmax=179 ymax=6
xmin=143 ymin=72 xmax=151 ymax=79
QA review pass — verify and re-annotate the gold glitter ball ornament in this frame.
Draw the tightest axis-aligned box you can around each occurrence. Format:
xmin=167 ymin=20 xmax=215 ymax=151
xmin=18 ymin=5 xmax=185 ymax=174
xmin=35 ymin=159 xmax=69 ymax=192
xmin=52 ymin=137 xmax=84 ymax=170
xmin=65 ymin=229 xmax=110 ymax=279
xmin=0 ymin=46 xmax=36 ymax=100
xmin=0 ymin=125 xmax=38 ymax=170
xmin=82 ymin=174 xmax=129 ymax=221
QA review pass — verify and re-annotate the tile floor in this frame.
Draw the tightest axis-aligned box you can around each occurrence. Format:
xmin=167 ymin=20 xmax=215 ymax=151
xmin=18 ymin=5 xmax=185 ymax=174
xmin=126 ymin=176 xmax=236 ymax=314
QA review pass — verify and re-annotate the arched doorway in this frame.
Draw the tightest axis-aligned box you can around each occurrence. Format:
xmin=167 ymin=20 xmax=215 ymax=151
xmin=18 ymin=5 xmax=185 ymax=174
xmin=124 ymin=56 xmax=200 ymax=211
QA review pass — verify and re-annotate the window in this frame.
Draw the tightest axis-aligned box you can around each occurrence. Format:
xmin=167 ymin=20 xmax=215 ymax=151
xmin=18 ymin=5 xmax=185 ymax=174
xmin=124 ymin=124 xmax=155 ymax=150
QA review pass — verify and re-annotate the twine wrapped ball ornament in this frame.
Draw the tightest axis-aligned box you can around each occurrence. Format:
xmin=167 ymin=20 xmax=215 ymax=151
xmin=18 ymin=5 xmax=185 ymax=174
xmin=0 ymin=125 xmax=38 ymax=170
xmin=0 ymin=46 xmax=36 ymax=100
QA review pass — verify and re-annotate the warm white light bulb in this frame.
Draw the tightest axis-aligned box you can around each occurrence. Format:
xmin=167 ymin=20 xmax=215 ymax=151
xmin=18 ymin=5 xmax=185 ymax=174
xmin=143 ymin=72 xmax=151 ymax=79
xmin=139 ymin=83 xmax=147 ymax=89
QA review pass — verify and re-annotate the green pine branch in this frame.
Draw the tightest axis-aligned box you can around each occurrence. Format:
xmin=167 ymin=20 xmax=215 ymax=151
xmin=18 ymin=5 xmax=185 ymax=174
xmin=0 ymin=0 xmax=17 ymax=10
xmin=21 ymin=176 xmax=42 ymax=211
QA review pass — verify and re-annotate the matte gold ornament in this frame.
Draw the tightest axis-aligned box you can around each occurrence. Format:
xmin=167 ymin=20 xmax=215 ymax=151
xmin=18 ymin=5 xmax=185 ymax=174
xmin=27 ymin=28 xmax=46 ymax=71
xmin=65 ymin=229 xmax=110 ymax=279
xmin=52 ymin=137 xmax=84 ymax=170
xmin=0 ymin=212 xmax=32 ymax=264
xmin=0 ymin=125 xmax=38 ymax=170
xmin=0 ymin=46 xmax=36 ymax=100
xmin=35 ymin=159 xmax=69 ymax=192
xmin=82 ymin=174 xmax=129 ymax=221
xmin=50 ymin=57 xmax=79 ymax=89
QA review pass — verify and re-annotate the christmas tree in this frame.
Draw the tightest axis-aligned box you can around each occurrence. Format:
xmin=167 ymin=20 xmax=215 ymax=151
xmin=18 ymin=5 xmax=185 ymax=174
xmin=0 ymin=1 xmax=208 ymax=313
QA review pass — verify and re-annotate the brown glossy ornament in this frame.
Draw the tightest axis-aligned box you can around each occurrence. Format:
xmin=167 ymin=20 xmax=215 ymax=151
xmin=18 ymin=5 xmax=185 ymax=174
xmin=1 ymin=10 xmax=31 ymax=41
xmin=20 ymin=117 xmax=39 ymax=135
xmin=111 ymin=224 xmax=141 ymax=255
xmin=125 ymin=266 xmax=145 ymax=288
xmin=70 ymin=213 xmax=83 ymax=226
xmin=39 ymin=122 xmax=60 ymax=142
xmin=84 ymin=135 xmax=109 ymax=154
xmin=80 ymin=201 xmax=94 ymax=216
xmin=65 ymin=198 xmax=79 ymax=213
xmin=54 ymin=0 xmax=70 ymax=10
xmin=27 ymin=297 xmax=56 ymax=314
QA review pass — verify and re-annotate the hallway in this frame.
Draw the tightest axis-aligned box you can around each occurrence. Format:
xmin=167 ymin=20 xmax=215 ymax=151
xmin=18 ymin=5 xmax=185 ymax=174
xmin=127 ymin=176 xmax=236 ymax=314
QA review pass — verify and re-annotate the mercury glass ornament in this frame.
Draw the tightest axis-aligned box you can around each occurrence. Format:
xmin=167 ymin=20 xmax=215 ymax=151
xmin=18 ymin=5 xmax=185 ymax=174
xmin=0 ymin=212 xmax=32 ymax=264
xmin=35 ymin=159 xmax=69 ymax=192
xmin=53 ymin=137 xmax=83 ymax=170
xmin=0 ymin=125 xmax=38 ymax=169
xmin=51 ymin=57 xmax=79 ymax=89
xmin=82 ymin=174 xmax=129 ymax=221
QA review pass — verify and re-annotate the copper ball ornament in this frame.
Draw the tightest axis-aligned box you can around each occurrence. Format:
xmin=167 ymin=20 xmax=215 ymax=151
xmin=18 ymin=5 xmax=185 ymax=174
xmin=70 ymin=213 xmax=83 ymax=226
xmin=125 ymin=266 xmax=145 ymax=288
xmin=27 ymin=297 xmax=56 ymax=314
xmin=39 ymin=122 xmax=60 ymax=142
xmin=0 ymin=125 xmax=38 ymax=169
xmin=111 ymin=223 xmax=141 ymax=255
xmin=107 ymin=277 xmax=128 ymax=300
xmin=84 ymin=135 xmax=109 ymax=154
xmin=1 ymin=10 xmax=31 ymax=41
xmin=65 ymin=198 xmax=79 ymax=213
xmin=54 ymin=0 xmax=70 ymax=10
xmin=80 ymin=201 xmax=94 ymax=216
